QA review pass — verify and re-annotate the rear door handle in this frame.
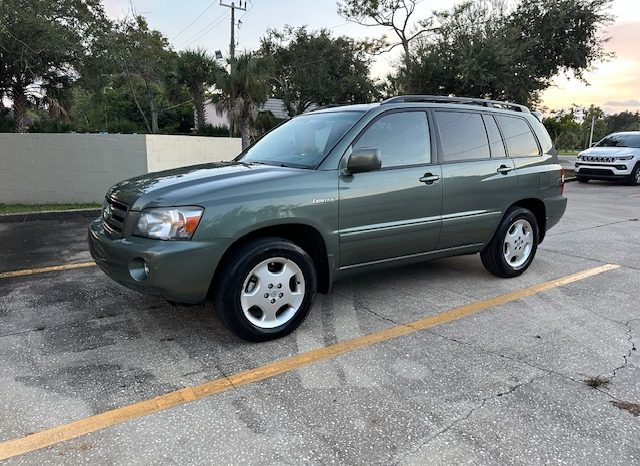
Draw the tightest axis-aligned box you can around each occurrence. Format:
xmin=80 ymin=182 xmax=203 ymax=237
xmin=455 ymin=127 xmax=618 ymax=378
xmin=419 ymin=173 xmax=440 ymax=184
xmin=497 ymin=165 xmax=513 ymax=175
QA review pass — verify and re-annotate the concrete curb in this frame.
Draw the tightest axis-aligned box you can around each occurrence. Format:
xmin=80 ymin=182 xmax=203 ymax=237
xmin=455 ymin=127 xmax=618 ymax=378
xmin=0 ymin=208 xmax=100 ymax=223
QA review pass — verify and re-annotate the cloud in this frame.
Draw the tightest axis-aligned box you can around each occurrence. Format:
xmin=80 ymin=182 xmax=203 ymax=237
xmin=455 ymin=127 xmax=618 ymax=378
xmin=604 ymin=99 xmax=640 ymax=107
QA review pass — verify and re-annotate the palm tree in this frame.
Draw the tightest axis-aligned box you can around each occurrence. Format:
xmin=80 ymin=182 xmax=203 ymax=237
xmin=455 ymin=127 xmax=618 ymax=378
xmin=176 ymin=48 xmax=216 ymax=131
xmin=215 ymin=52 xmax=269 ymax=149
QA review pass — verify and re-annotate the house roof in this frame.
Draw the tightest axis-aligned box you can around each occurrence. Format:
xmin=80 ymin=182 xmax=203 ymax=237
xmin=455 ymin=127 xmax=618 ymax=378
xmin=259 ymin=98 xmax=318 ymax=120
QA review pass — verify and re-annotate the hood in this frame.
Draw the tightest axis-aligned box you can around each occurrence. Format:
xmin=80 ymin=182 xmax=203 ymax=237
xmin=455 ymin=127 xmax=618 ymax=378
xmin=107 ymin=161 xmax=305 ymax=210
xmin=580 ymin=146 xmax=639 ymax=158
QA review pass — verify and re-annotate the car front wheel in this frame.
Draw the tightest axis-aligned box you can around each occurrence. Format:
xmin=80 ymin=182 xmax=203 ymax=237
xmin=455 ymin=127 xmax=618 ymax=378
xmin=481 ymin=207 xmax=539 ymax=278
xmin=213 ymin=238 xmax=317 ymax=342
xmin=627 ymin=163 xmax=640 ymax=186
xmin=576 ymin=174 xmax=589 ymax=183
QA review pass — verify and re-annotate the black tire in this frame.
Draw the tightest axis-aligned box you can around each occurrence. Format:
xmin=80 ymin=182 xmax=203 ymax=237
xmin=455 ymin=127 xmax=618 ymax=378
xmin=627 ymin=163 xmax=640 ymax=186
xmin=576 ymin=174 xmax=589 ymax=183
xmin=481 ymin=207 xmax=539 ymax=278
xmin=213 ymin=237 xmax=317 ymax=342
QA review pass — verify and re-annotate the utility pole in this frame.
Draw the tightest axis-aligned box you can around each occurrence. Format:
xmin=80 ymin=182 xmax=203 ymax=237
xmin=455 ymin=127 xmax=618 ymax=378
xmin=219 ymin=1 xmax=247 ymax=137
xmin=589 ymin=115 xmax=596 ymax=147
xmin=219 ymin=0 xmax=247 ymax=64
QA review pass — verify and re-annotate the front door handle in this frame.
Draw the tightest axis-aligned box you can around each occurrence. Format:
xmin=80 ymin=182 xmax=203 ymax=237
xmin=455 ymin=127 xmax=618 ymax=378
xmin=497 ymin=165 xmax=513 ymax=175
xmin=419 ymin=173 xmax=440 ymax=184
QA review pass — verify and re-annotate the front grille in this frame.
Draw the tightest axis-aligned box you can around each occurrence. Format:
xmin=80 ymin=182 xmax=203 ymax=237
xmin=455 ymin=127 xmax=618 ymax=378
xmin=102 ymin=196 xmax=129 ymax=237
xmin=582 ymin=156 xmax=616 ymax=163
xmin=580 ymin=168 xmax=615 ymax=176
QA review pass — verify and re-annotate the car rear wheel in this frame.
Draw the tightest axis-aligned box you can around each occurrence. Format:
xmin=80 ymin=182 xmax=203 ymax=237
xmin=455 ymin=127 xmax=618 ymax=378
xmin=627 ymin=163 xmax=640 ymax=186
xmin=481 ymin=207 xmax=539 ymax=278
xmin=576 ymin=174 xmax=589 ymax=183
xmin=213 ymin=238 xmax=317 ymax=342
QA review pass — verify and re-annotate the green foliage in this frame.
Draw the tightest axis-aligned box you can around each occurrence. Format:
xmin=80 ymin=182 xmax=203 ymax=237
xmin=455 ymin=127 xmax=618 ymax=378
xmin=394 ymin=0 xmax=613 ymax=106
xmin=196 ymin=124 xmax=230 ymax=137
xmin=0 ymin=0 xmax=109 ymax=131
xmin=176 ymin=49 xmax=218 ymax=130
xmin=543 ymin=105 xmax=639 ymax=150
xmin=110 ymin=16 xmax=179 ymax=133
xmin=254 ymin=111 xmax=285 ymax=138
xmin=260 ymin=26 xmax=380 ymax=117
xmin=214 ymin=52 xmax=270 ymax=149
xmin=606 ymin=111 xmax=640 ymax=133
xmin=543 ymin=109 xmax=582 ymax=149
xmin=0 ymin=203 xmax=101 ymax=214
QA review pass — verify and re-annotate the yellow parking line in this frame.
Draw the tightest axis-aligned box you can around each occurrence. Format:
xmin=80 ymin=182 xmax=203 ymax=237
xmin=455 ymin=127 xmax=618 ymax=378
xmin=0 ymin=263 xmax=619 ymax=460
xmin=0 ymin=262 xmax=96 ymax=279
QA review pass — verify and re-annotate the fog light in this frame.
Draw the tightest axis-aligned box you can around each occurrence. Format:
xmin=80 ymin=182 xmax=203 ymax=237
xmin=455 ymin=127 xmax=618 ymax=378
xmin=129 ymin=257 xmax=149 ymax=281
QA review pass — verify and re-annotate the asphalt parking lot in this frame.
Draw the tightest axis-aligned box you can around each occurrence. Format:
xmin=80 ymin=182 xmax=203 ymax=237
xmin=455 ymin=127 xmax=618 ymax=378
xmin=1 ymin=181 xmax=639 ymax=465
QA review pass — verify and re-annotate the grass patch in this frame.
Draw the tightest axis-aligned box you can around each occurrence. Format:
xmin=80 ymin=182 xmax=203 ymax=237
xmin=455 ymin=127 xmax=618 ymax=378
xmin=584 ymin=375 xmax=610 ymax=388
xmin=0 ymin=203 xmax=101 ymax=214
xmin=558 ymin=150 xmax=580 ymax=156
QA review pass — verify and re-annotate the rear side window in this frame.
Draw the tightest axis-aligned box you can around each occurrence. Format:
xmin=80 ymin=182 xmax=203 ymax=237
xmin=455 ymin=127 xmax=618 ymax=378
xmin=483 ymin=115 xmax=506 ymax=158
xmin=354 ymin=111 xmax=430 ymax=168
xmin=435 ymin=111 xmax=490 ymax=162
xmin=496 ymin=116 xmax=540 ymax=157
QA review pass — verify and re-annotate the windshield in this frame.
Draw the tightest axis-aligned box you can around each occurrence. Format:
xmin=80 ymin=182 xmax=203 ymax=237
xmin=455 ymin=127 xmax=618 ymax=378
xmin=238 ymin=111 xmax=363 ymax=168
xmin=595 ymin=133 xmax=640 ymax=148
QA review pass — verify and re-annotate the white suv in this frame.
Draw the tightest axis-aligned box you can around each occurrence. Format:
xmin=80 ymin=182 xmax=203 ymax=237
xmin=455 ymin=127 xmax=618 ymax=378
xmin=575 ymin=132 xmax=640 ymax=186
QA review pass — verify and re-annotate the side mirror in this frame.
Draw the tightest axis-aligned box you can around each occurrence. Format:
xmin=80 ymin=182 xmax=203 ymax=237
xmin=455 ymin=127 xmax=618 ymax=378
xmin=346 ymin=148 xmax=382 ymax=174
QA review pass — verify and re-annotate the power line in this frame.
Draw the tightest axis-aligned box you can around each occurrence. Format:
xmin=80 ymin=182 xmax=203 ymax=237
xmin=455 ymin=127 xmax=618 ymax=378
xmin=178 ymin=10 xmax=229 ymax=49
xmin=171 ymin=1 xmax=218 ymax=41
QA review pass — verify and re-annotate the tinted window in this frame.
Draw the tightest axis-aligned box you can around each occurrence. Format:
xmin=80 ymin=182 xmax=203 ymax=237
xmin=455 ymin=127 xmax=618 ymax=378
xmin=239 ymin=111 xmax=362 ymax=168
xmin=435 ymin=112 xmax=490 ymax=161
xmin=483 ymin=115 xmax=506 ymax=158
xmin=496 ymin=116 xmax=540 ymax=157
xmin=596 ymin=133 xmax=640 ymax=148
xmin=354 ymin=112 xmax=430 ymax=168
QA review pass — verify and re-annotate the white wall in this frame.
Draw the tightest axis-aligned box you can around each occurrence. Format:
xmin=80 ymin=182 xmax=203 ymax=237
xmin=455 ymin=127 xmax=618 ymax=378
xmin=0 ymin=134 xmax=241 ymax=203
xmin=203 ymin=103 xmax=230 ymax=129
xmin=146 ymin=135 xmax=240 ymax=172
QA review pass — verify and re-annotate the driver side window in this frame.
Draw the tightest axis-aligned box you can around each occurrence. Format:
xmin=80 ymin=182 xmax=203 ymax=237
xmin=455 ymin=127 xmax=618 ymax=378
xmin=353 ymin=111 xmax=431 ymax=168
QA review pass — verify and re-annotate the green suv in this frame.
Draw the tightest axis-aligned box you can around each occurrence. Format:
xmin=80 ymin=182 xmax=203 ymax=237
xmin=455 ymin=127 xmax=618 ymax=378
xmin=89 ymin=95 xmax=567 ymax=341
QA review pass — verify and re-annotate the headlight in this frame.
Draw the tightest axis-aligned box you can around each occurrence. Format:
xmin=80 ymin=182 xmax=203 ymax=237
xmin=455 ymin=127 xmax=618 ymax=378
xmin=134 ymin=207 xmax=203 ymax=240
xmin=617 ymin=156 xmax=634 ymax=160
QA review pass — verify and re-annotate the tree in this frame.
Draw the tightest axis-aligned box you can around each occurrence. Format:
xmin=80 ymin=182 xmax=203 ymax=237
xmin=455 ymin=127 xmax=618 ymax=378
xmin=260 ymin=26 xmax=379 ymax=117
xmin=580 ymin=105 xmax=607 ymax=147
xmin=112 ymin=16 xmax=177 ymax=133
xmin=0 ymin=0 xmax=108 ymax=132
xmin=176 ymin=49 xmax=217 ymax=131
xmin=337 ymin=0 xmax=429 ymax=64
xmin=214 ymin=53 xmax=269 ymax=149
xmin=543 ymin=109 xmax=581 ymax=149
xmin=606 ymin=111 xmax=640 ymax=133
xmin=394 ymin=0 xmax=613 ymax=106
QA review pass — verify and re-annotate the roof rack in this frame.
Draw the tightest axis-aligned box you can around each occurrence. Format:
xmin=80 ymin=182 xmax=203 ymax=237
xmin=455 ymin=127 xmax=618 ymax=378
xmin=381 ymin=95 xmax=530 ymax=114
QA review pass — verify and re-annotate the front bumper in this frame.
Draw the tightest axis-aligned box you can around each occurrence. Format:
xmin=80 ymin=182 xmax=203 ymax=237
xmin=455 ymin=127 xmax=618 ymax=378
xmin=575 ymin=161 xmax=633 ymax=180
xmin=88 ymin=218 xmax=227 ymax=304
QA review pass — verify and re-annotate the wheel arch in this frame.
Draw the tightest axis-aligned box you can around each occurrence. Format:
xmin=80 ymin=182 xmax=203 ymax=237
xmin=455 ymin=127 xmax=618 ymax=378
xmin=210 ymin=223 xmax=332 ymax=296
xmin=509 ymin=198 xmax=547 ymax=243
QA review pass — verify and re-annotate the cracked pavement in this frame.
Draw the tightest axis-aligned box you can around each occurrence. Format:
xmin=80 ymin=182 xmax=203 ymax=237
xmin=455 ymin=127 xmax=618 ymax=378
xmin=1 ymin=181 xmax=639 ymax=464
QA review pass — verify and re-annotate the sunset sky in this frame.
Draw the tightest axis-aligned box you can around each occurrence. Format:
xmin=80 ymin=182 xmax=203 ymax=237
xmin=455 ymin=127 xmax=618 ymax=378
xmin=104 ymin=0 xmax=640 ymax=114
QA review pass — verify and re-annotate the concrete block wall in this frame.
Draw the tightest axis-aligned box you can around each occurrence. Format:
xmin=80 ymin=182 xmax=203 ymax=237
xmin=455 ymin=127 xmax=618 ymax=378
xmin=0 ymin=134 xmax=241 ymax=203
xmin=146 ymin=135 xmax=240 ymax=172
